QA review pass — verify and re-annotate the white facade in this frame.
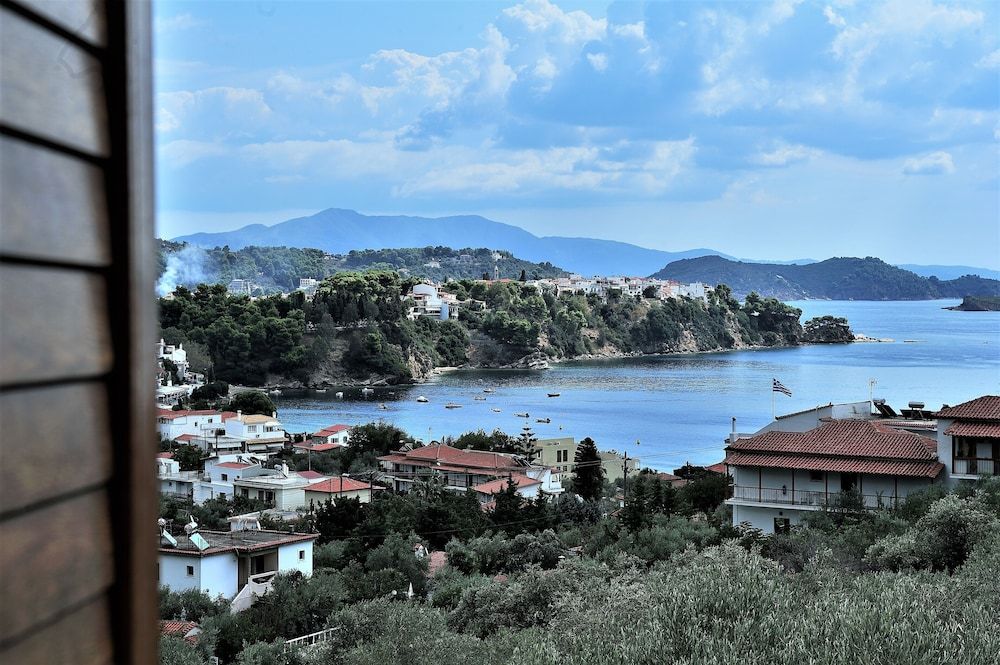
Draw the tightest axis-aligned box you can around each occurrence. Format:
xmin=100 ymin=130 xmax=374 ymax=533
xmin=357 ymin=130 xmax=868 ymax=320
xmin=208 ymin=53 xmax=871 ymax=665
xmin=225 ymin=412 xmax=287 ymax=452
xmin=156 ymin=409 xmax=232 ymax=441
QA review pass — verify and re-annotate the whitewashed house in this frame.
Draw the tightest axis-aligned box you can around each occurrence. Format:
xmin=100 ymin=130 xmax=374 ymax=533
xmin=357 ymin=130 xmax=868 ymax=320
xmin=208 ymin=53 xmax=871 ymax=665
xmin=934 ymin=395 xmax=1000 ymax=484
xmin=156 ymin=453 xmax=199 ymax=500
xmin=233 ymin=465 xmax=312 ymax=511
xmin=225 ymin=412 xmax=287 ymax=453
xmin=473 ymin=466 xmax=563 ymax=506
xmin=725 ymin=419 xmax=943 ymax=534
xmin=158 ymin=528 xmax=317 ymax=602
xmin=312 ymin=424 xmax=352 ymax=446
xmin=193 ymin=455 xmax=263 ymax=504
xmin=157 ymin=338 xmax=190 ymax=377
xmin=156 ymin=408 xmax=235 ymax=441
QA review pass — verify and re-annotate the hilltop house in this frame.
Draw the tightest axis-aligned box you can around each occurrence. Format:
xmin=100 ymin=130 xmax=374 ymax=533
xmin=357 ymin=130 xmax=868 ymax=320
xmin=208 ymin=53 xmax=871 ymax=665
xmin=934 ymin=395 xmax=1000 ymax=483
xmin=303 ymin=475 xmax=384 ymax=505
xmin=193 ymin=455 xmax=265 ymax=504
xmin=472 ymin=467 xmax=563 ymax=506
xmin=158 ymin=528 xmax=317 ymax=602
xmin=156 ymin=408 xmax=236 ymax=441
xmin=312 ymin=424 xmax=352 ymax=447
xmin=233 ymin=464 xmax=312 ymax=510
xmin=725 ymin=419 xmax=943 ymax=534
xmin=379 ymin=444 xmax=532 ymax=493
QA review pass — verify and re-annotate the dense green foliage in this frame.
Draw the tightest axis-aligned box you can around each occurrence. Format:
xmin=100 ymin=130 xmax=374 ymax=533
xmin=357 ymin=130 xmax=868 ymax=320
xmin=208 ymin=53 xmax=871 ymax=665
xmin=569 ymin=437 xmax=604 ymax=501
xmin=802 ymin=315 xmax=854 ymax=342
xmin=654 ymin=255 xmax=1000 ymax=300
xmin=156 ymin=241 xmax=565 ymax=293
xmin=948 ymin=295 xmax=1000 ymax=311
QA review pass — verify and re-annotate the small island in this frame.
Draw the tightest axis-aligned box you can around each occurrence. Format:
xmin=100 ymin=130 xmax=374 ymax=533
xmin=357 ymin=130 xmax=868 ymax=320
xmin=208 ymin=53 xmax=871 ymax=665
xmin=946 ymin=296 xmax=1000 ymax=312
xmin=801 ymin=316 xmax=854 ymax=343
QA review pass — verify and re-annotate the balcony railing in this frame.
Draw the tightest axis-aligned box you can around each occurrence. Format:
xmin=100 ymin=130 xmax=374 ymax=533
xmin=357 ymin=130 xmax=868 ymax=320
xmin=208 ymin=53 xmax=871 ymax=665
xmin=730 ymin=485 xmax=897 ymax=509
xmin=953 ymin=458 xmax=998 ymax=476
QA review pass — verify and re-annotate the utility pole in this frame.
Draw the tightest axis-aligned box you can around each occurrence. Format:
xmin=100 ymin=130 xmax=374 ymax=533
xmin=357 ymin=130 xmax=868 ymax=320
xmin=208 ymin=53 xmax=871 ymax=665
xmin=622 ymin=451 xmax=629 ymax=505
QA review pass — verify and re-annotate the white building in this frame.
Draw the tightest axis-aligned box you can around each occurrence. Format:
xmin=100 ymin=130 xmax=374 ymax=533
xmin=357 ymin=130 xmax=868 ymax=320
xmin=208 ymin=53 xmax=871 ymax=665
xmin=158 ymin=528 xmax=317 ymax=601
xmin=472 ymin=466 xmax=563 ymax=506
xmin=157 ymin=338 xmax=190 ymax=378
xmin=156 ymin=453 xmax=199 ymax=500
xmin=225 ymin=412 xmax=287 ymax=453
xmin=193 ymin=455 xmax=264 ymax=504
xmin=725 ymin=419 xmax=943 ymax=534
xmin=312 ymin=424 xmax=351 ymax=446
xmin=297 ymin=278 xmax=319 ymax=297
xmin=156 ymin=408 xmax=236 ymax=441
xmin=406 ymin=283 xmax=452 ymax=320
xmin=233 ymin=464 xmax=311 ymax=510
xmin=933 ymin=396 xmax=1000 ymax=484
xmin=228 ymin=279 xmax=252 ymax=296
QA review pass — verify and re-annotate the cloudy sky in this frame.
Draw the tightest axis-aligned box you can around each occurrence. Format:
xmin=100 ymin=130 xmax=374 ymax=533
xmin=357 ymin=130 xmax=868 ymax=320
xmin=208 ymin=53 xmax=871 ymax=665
xmin=155 ymin=0 xmax=999 ymax=267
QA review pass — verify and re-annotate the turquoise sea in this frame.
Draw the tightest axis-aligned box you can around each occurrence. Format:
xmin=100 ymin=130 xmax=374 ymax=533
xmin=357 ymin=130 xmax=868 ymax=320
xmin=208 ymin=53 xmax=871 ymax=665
xmin=273 ymin=300 xmax=1000 ymax=471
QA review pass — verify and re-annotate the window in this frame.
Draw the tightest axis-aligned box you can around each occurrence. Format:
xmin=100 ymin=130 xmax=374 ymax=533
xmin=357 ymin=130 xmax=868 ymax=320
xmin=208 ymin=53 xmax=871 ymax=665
xmin=956 ymin=438 xmax=976 ymax=458
xmin=219 ymin=492 xmax=226 ymax=499
xmin=809 ymin=470 xmax=823 ymax=482
xmin=774 ymin=518 xmax=791 ymax=534
xmin=299 ymin=550 xmax=305 ymax=560
xmin=221 ymin=473 xmax=228 ymax=481
xmin=186 ymin=565 xmax=194 ymax=577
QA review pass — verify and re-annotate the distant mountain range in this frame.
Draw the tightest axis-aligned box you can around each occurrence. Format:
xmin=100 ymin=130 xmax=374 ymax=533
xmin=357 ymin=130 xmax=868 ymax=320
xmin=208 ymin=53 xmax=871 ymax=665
xmin=173 ymin=207 xmax=999 ymax=282
xmin=173 ymin=208 xmax=728 ymax=276
xmin=651 ymin=256 xmax=1000 ymax=301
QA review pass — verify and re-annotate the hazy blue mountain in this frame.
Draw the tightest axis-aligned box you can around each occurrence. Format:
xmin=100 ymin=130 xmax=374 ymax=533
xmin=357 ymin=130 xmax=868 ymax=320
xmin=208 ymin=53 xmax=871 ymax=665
xmin=173 ymin=208 xmax=730 ymax=276
xmin=651 ymin=255 xmax=1000 ymax=301
xmin=897 ymin=264 xmax=1000 ymax=281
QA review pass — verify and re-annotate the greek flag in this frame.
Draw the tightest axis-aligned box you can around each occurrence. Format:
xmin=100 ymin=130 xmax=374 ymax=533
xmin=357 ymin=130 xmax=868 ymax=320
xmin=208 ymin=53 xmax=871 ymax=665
xmin=772 ymin=378 xmax=792 ymax=397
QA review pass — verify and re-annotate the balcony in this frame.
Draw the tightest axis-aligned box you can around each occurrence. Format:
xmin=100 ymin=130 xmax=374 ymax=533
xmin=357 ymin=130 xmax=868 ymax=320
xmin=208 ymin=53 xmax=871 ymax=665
xmin=729 ymin=485 xmax=898 ymax=510
xmin=953 ymin=458 xmax=998 ymax=477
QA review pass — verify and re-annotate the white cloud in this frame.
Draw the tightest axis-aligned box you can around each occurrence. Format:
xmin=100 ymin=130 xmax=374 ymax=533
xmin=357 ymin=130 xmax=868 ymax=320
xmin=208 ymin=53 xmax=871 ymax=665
xmin=977 ymin=49 xmax=1000 ymax=70
xmin=587 ymin=53 xmax=608 ymax=72
xmin=155 ymin=87 xmax=273 ymax=134
xmin=902 ymin=151 xmax=955 ymax=175
xmin=159 ymin=140 xmax=229 ymax=168
xmin=155 ymin=13 xmax=206 ymax=34
xmin=502 ymin=0 xmax=606 ymax=44
xmin=754 ymin=143 xmax=823 ymax=167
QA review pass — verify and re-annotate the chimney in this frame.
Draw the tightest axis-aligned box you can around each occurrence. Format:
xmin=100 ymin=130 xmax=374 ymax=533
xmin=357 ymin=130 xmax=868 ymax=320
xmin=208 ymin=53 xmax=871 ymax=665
xmin=237 ymin=410 xmax=242 ymax=418
xmin=730 ymin=417 xmax=736 ymax=444
xmin=272 ymin=411 xmax=277 ymax=419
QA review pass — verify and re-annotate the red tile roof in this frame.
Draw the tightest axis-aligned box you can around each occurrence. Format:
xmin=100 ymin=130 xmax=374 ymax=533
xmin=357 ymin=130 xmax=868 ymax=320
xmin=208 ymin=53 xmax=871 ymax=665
xmin=314 ymin=424 xmax=351 ymax=437
xmin=174 ymin=434 xmax=198 ymax=442
xmin=428 ymin=551 xmax=448 ymax=576
xmin=306 ymin=477 xmax=378 ymax=493
xmin=294 ymin=442 xmax=343 ymax=452
xmin=724 ymin=451 xmax=943 ymax=478
xmin=945 ymin=421 xmax=1000 ymax=438
xmin=215 ymin=462 xmax=251 ymax=469
xmin=473 ymin=473 xmax=541 ymax=495
xmin=934 ymin=396 xmax=1000 ymax=421
xmin=160 ymin=620 xmax=199 ymax=643
xmin=727 ymin=420 xmax=937 ymax=460
xmin=379 ymin=445 xmax=525 ymax=472
xmin=296 ymin=470 xmax=325 ymax=479
xmin=157 ymin=409 xmax=223 ymax=421
xmin=156 ymin=452 xmax=174 ymax=459
xmin=220 ymin=411 xmax=238 ymax=421
xmin=705 ymin=462 xmax=728 ymax=474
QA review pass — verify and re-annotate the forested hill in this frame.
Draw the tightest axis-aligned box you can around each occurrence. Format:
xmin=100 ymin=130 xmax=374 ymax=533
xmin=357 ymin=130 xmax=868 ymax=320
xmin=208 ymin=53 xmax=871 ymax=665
xmin=652 ymin=256 xmax=1000 ymax=300
xmin=156 ymin=241 xmax=566 ymax=294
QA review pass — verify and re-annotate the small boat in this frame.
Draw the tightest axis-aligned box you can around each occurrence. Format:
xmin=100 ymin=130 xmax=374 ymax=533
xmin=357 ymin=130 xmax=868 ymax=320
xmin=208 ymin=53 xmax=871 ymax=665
xmin=474 ymin=396 xmax=486 ymax=401
xmin=378 ymin=403 xmax=389 ymax=410
xmin=445 ymin=403 xmax=462 ymax=409
xmin=483 ymin=388 xmax=495 ymax=394
xmin=547 ymin=393 xmax=560 ymax=398
xmin=335 ymin=391 xmax=344 ymax=399
xmin=268 ymin=388 xmax=282 ymax=396
xmin=315 ymin=388 xmax=327 ymax=393
xmin=491 ymin=408 xmax=502 ymax=413
xmin=536 ymin=418 xmax=551 ymax=424
xmin=515 ymin=412 xmax=529 ymax=418
xmin=361 ymin=387 xmax=374 ymax=396
xmin=416 ymin=396 xmax=429 ymax=403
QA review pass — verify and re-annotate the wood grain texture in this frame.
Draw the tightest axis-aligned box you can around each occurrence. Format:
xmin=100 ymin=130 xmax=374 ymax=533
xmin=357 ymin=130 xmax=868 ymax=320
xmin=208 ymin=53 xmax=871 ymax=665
xmin=0 ymin=265 xmax=112 ymax=386
xmin=16 ymin=0 xmax=107 ymax=46
xmin=0 ymin=490 xmax=114 ymax=644
xmin=0 ymin=8 xmax=108 ymax=156
xmin=0 ymin=382 xmax=112 ymax=514
xmin=0 ymin=595 xmax=112 ymax=665
xmin=0 ymin=136 xmax=110 ymax=266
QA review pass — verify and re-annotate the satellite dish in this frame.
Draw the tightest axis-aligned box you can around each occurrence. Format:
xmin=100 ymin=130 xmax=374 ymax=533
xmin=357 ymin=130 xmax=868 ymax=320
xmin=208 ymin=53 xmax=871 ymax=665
xmin=157 ymin=518 xmax=167 ymax=528
xmin=183 ymin=515 xmax=198 ymax=535
xmin=189 ymin=532 xmax=210 ymax=552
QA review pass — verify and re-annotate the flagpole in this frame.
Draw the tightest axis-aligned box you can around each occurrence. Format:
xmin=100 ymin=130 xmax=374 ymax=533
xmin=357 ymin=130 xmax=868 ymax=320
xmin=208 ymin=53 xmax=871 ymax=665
xmin=771 ymin=380 xmax=775 ymax=421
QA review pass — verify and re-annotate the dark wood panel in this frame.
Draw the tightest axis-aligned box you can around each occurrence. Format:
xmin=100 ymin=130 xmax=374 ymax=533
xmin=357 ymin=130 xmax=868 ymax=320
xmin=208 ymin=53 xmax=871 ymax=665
xmin=0 ymin=383 xmax=112 ymax=514
xmin=0 ymin=490 xmax=114 ymax=644
xmin=0 ymin=595 xmax=112 ymax=665
xmin=0 ymin=8 xmax=108 ymax=156
xmin=16 ymin=0 xmax=107 ymax=46
xmin=0 ymin=136 xmax=110 ymax=266
xmin=0 ymin=265 xmax=112 ymax=386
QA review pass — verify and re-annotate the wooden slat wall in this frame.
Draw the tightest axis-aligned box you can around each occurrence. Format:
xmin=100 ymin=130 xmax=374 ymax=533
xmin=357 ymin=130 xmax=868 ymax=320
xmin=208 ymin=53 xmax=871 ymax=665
xmin=0 ymin=1 xmax=156 ymax=663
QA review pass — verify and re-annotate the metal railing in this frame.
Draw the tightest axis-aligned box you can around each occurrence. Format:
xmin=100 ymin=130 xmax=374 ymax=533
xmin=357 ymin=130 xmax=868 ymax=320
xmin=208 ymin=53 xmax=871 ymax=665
xmin=284 ymin=627 xmax=340 ymax=651
xmin=730 ymin=485 xmax=896 ymax=509
xmin=953 ymin=458 xmax=998 ymax=476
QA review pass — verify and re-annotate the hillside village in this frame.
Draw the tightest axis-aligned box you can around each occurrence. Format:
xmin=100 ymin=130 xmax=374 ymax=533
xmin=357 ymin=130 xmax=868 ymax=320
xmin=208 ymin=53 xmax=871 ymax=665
xmin=155 ymin=331 xmax=1000 ymax=663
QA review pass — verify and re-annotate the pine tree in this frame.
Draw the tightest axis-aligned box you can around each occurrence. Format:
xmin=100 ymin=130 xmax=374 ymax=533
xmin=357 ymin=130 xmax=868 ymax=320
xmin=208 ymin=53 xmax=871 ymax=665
xmin=571 ymin=437 xmax=605 ymax=502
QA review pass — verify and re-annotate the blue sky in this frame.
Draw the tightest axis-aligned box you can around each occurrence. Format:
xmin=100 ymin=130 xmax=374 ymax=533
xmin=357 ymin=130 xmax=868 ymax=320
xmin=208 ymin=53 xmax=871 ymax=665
xmin=155 ymin=0 xmax=1000 ymax=268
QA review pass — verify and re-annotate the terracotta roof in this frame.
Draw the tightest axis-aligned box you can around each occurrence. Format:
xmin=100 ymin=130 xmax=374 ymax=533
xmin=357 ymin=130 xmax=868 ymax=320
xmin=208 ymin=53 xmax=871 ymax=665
xmin=156 ymin=452 xmax=174 ymax=459
xmin=428 ymin=551 xmax=448 ymax=576
xmin=306 ymin=477 xmax=378 ymax=493
xmin=727 ymin=420 xmax=937 ymax=460
xmin=238 ymin=414 xmax=278 ymax=424
xmin=294 ymin=442 xmax=343 ymax=452
xmin=473 ymin=473 xmax=541 ymax=495
xmin=379 ymin=445 xmax=525 ymax=471
xmin=705 ymin=462 xmax=728 ymax=474
xmin=220 ymin=411 xmax=238 ymax=420
xmin=160 ymin=620 xmax=199 ymax=643
xmin=934 ymin=396 xmax=1000 ymax=421
xmin=174 ymin=434 xmax=198 ymax=442
xmin=314 ymin=424 xmax=351 ymax=436
xmin=215 ymin=462 xmax=251 ymax=469
xmin=724 ymin=451 xmax=944 ymax=478
xmin=297 ymin=470 xmax=325 ymax=479
xmin=945 ymin=421 xmax=1000 ymax=438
